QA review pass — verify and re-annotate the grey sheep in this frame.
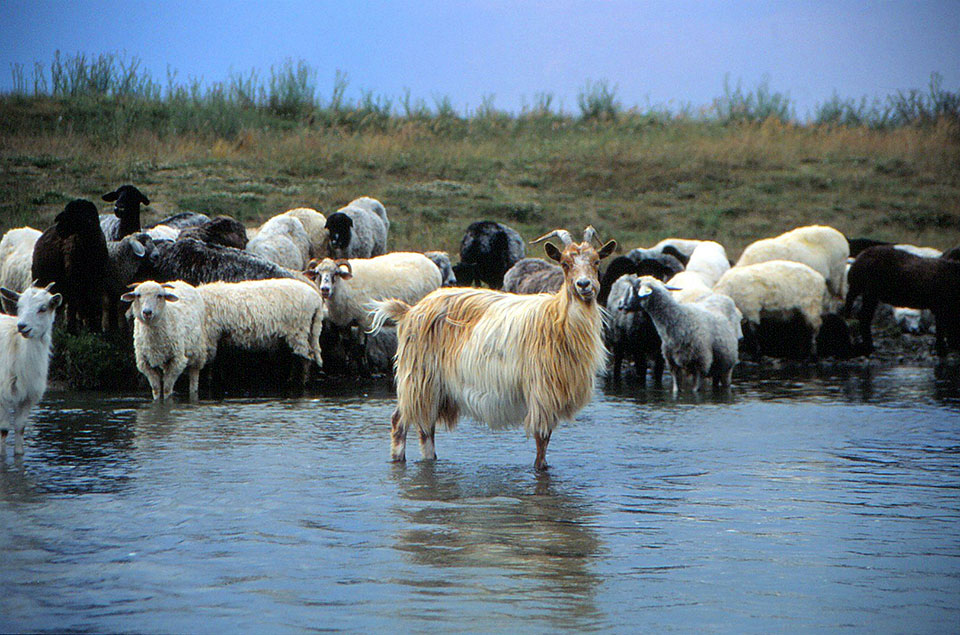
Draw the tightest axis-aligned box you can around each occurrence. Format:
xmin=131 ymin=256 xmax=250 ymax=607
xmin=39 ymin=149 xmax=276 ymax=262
xmin=502 ymin=258 xmax=563 ymax=294
xmin=325 ymin=196 xmax=389 ymax=259
xmin=605 ymin=274 xmax=664 ymax=383
xmin=146 ymin=238 xmax=306 ymax=287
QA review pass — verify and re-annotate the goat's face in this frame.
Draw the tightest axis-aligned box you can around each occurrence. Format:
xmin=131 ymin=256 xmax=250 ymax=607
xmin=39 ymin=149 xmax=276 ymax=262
xmin=546 ymin=240 xmax=616 ymax=303
xmin=121 ymin=281 xmax=178 ymax=324
xmin=305 ymin=258 xmax=352 ymax=300
xmin=1 ymin=286 xmax=61 ymax=340
xmin=102 ymin=185 xmax=149 ymax=220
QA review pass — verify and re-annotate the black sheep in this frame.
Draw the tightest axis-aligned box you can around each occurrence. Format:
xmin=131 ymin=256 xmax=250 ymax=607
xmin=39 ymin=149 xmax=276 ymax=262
xmin=844 ymin=245 xmax=960 ymax=355
xmin=846 ymin=237 xmax=891 ymax=258
xmin=177 ymin=216 xmax=248 ymax=250
xmin=146 ymin=238 xmax=303 ymax=286
xmin=32 ymin=199 xmax=111 ymax=332
xmin=100 ymin=185 xmax=150 ymax=240
xmin=453 ymin=220 xmax=525 ymax=289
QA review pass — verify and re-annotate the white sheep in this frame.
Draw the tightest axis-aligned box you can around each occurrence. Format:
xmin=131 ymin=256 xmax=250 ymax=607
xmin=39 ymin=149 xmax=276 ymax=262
xmin=713 ymin=260 xmax=829 ymax=357
xmin=664 ymin=270 xmax=713 ymax=304
xmin=424 ymin=251 xmax=457 ymax=287
xmin=306 ymin=252 xmax=441 ymax=331
xmin=684 ymin=240 xmax=730 ymax=288
xmin=0 ymin=284 xmax=62 ymax=454
xmin=0 ymin=227 xmax=41 ymax=312
xmin=281 ymin=207 xmax=328 ymax=259
xmin=735 ymin=225 xmax=849 ymax=300
xmin=197 ymin=278 xmax=325 ymax=370
xmin=620 ymin=276 xmax=738 ymax=394
xmin=649 ymin=237 xmax=704 ymax=262
xmin=122 ymin=280 xmax=210 ymax=400
xmin=246 ymin=214 xmax=312 ymax=271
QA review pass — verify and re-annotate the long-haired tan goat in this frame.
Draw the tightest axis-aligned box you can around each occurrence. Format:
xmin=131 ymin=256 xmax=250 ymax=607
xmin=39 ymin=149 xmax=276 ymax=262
xmin=370 ymin=227 xmax=616 ymax=471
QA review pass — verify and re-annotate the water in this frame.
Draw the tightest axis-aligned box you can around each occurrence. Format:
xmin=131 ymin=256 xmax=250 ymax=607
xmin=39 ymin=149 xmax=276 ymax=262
xmin=2 ymin=365 xmax=959 ymax=632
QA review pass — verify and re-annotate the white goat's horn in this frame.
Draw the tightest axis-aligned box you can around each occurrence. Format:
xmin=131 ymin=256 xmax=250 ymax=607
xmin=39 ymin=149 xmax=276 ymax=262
xmin=531 ymin=229 xmax=573 ymax=246
xmin=583 ymin=226 xmax=602 ymax=247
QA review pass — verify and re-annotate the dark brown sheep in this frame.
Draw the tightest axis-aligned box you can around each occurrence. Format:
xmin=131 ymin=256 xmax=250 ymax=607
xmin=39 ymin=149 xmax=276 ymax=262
xmin=844 ymin=245 xmax=960 ymax=355
xmin=177 ymin=216 xmax=248 ymax=250
xmin=32 ymin=199 xmax=111 ymax=332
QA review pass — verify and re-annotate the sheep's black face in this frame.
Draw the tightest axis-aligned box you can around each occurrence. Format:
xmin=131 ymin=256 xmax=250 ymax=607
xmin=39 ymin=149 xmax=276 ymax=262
xmin=55 ymin=199 xmax=100 ymax=236
xmin=325 ymin=213 xmax=353 ymax=249
xmin=103 ymin=185 xmax=149 ymax=219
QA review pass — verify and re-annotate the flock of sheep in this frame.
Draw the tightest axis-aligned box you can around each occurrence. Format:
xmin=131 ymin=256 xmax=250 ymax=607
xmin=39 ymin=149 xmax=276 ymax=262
xmin=1 ymin=184 xmax=958 ymax=467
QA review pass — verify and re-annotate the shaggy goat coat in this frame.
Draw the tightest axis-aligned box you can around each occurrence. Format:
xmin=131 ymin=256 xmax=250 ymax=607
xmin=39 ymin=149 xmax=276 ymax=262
xmin=375 ymin=284 xmax=606 ymax=437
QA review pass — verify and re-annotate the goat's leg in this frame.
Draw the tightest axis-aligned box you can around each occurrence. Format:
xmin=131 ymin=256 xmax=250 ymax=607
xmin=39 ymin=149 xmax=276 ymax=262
xmin=534 ymin=430 xmax=552 ymax=472
xmin=11 ymin=404 xmax=31 ymax=455
xmin=417 ymin=423 xmax=437 ymax=461
xmin=390 ymin=408 xmax=407 ymax=462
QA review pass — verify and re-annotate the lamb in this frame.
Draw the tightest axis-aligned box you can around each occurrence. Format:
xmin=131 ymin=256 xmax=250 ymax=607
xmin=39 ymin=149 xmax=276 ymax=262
xmin=424 ymin=251 xmax=457 ymax=287
xmin=196 ymin=278 xmax=325 ymax=372
xmin=0 ymin=284 xmax=61 ymax=455
xmin=713 ymin=260 xmax=829 ymax=359
xmin=305 ymin=252 xmax=442 ymax=331
xmin=246 ymin=214 xmax=311 ymax=271
xmin=177 ymin=216 xmax=248 ymax=250
xmin=844 ymin=245 xmax=960 ymax=356
xmin=370 ymin=227 xmax=616 ymax=471
xmin=146 ymin=238 xmax=306 ymax=286
xmin=452 ymin=220 xmax=526 ymax=289
xmin=121 ymin=280 xmax=210 ymax=400
xmin=619 ymin=276 xmax=738 ymax=394
xmin=605 ymin=273 xmax=664 ymax=383
xmin=325 ymin=197 xmax=389 ymax=259
xmin=0 ymin=227 xmax=42 ymax=313
xmin=31 ymin=199 xmax=111 ymax=332
xmin=99 ymin=184 xmax=150 ymax=240
xmin=735 ymin=225 xmax=849 ymax=300
xmin=503 ymin=258 xmax=563 ymax=294
xmin=281 ymin=207 xmax=328 ymax=259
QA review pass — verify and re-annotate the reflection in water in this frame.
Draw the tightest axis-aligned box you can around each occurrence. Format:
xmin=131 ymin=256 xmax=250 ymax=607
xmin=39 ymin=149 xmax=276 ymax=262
xmin=390 ymin=462 xmax=603 ymax=630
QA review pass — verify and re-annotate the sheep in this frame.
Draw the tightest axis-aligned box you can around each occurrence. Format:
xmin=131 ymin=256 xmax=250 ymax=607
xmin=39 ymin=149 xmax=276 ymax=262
xmin=941 ymin=247 xmax=960 ymax=262
xmin=99 ymin=184 xmax=149 ymax=240
xmin=146 ymin=211 xmax=210 ymax=231
xmin=196 ymin=278 xmax=325 ymax=373
xmin=246 ymin=214 xmax=311 ymax=271
xmin=424 ymin=251 xmax=457 ymax=287
xmin=649 ymin=238 xmax=704 ymax=262
xmin=605 ymin=273 xmax=664 ymax=383
xmin=619 ymin=276 xmax=738 ymax=395
xmin=664 ymin=270 xmax=713 ymax=304
xmin=102 ymin=232 xmax=157 ymax=331
xmin=325 ymin=197 xmax=389 ymax=259
xmin=895 ymin=244 xmax=942 ymax=259
xmin=683 ymin=241 xmax=730 ymax=288
xmin=31 ymin=199 xmax=111 ymax=332
xmin=305 ymin=252 xmax=442 ymax=332
xmin=736 ymin=225 xmax=849 ymax=300
xmin=713 ymin=260 xmax=829 ymax=359
xmin=625 ymin=248 xmax=685 ymax=279
xmin=121 ymin=280 xmax=210 ymax=400
xmin=146 ymin=238 xmax=306 ymax=286
xmin=370 ymin=227 xmax=616 ymax=471
xmin=844 ymin=245 xmax=960 ymax=356
xmin=281 ymin=207 xmax=328 ymax=259
xmin=0 ymin=227 xmax=41 ymax=313
xmin=0 ymin=284 xmax=61 ymax=455
xmin=847 ymin=237 xmax=890 ymax=258
xmin=177 ymin=216 xmax=248 ymax=250
xmin=452 ymin=220 xmax=526 ymax=289
xmin=503 ymin=258 xmax=563 ymax=294
xmin=144 ymin=224 xmax=180 ymax=242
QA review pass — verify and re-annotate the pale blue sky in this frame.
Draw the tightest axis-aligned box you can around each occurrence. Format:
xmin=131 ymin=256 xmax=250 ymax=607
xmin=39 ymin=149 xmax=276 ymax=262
xmin=1 ymin=0 xmax=958 ymax=118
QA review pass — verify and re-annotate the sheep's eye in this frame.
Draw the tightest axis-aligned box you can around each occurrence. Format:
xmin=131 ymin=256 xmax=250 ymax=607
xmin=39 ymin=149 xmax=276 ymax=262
xmin=38 ymin=306 xmax=46 ymax=313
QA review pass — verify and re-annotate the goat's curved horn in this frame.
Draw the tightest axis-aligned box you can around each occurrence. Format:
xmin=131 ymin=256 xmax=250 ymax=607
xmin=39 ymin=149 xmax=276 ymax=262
xmin=127 ymin=282 xmax=141 ymax=289
xmin=531 ymin=229 xmax=573 ymax=246
xmin=42 ymin=281 xmax=55 ymax=292
xmin=161 ymin=283 xmax=176 ymax=289
xmin=583 ymin=225 xmax=602 ymax=247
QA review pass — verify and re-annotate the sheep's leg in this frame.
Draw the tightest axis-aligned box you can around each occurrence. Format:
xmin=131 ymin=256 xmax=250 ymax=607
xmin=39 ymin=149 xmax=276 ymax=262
xmin=188 ymin=365 xmax=201 ymax=401
xmin=162 ymin=359 xmax=187 ymax=400
xmin=652 ymin=354 xmax=665 ymax=386
xmin=534 ymin=430 xmax=552 ymax=472
xmin=417 ymin=423 xmax=437 ymax=461
xmin=143 ymin=366 xmax=163 ymax=400
xmin=1 ymin=428 xmax=7 ymax=452
xmin=856 ymin=296 xmax=879 ymax=353
xmin=689 ymin=371 xmax=701 ymax=393
xmin=611 ymin=349 xmax=623 ymax=382
xmin=390 ymin=408 xmax=407 ymax=462
xmin=632 ymin=349 xmax=647 ymax=384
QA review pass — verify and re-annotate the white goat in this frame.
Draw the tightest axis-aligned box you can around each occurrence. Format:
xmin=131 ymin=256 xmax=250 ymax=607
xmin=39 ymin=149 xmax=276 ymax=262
xmin=122 ymin=280 xmax=210 ymax=400
xmin=0 ymin=284 xmax=61 ymax=454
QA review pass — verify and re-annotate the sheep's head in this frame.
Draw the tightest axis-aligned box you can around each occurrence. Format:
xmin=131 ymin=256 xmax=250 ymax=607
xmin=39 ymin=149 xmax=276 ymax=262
xmin=325 ymin=212 xmax=353 ymax=250
xmin=103 ymin=184 xmax=149 ymax=220
xmin=54 ymin=199 xmax=100 ymax=237
xmin=121 ymin=281 xmax=179 ymax=324
xmin=533 ymin=226 xmax=616 ymax=304
xmin=304 ymin=258 xmax=352 ymax=300
xmin=620 ymin=276 xmax=680 ymax=312
xmin=1 ymin=284 xmax=61 ymax=340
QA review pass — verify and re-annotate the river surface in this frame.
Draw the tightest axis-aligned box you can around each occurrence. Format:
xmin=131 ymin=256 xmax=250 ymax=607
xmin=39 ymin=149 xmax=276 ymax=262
xmin=2 ymin=364 xmax=959 ymax=633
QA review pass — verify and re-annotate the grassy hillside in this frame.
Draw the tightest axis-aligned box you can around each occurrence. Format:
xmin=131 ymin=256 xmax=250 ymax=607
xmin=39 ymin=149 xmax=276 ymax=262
xmin=2 ymin=115 xmax=958 ymax=258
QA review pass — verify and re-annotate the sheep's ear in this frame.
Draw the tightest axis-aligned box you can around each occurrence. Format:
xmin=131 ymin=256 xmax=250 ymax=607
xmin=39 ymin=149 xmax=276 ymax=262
xmin=102 ymin=190 xmax=119 ymax=202
xmin=664 ymin=285 xmax=682 ymax=291
xmin=131 ymin=240 xmax=146 ymax=258
xmin=161 ymin=292 xmax=179 ymax=302
xmin=49 ymin=294 xmax=62 ymax=309
xmin=337 ymin=266 xmax=353 ymax=280
xmin=0 ymin=287 xmax=20 ymax=305
xmin=120 ymin=292 xmax=138 ymax=303
xmin=138 ymin=192 xmax=150 ymax=206
xmin=544 ymin=242 xmax=563 ymax=263
xmin=598 ymin=240 xmax=617 ymax=260
xmin=303 ymin=268 xmax=318 ymax=281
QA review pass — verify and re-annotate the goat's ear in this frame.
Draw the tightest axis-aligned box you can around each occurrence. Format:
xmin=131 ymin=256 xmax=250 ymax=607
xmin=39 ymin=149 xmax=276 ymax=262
xmin=49 ymin=294 xmax=62 ymax=309
xmin=544 ymin=242 xmax=563 ymax=263
xmin=102 ymin=190 xmax=119 ymax=202
xmin=120 ymin=292 xmax=138 ymax=303
xmin=598 ymin=240 xmax=617 ymax=260
xmin=161 ymin=292 xmax=179 ymax=302
xmin=0 ymin=287 xmax=19 ymax=305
